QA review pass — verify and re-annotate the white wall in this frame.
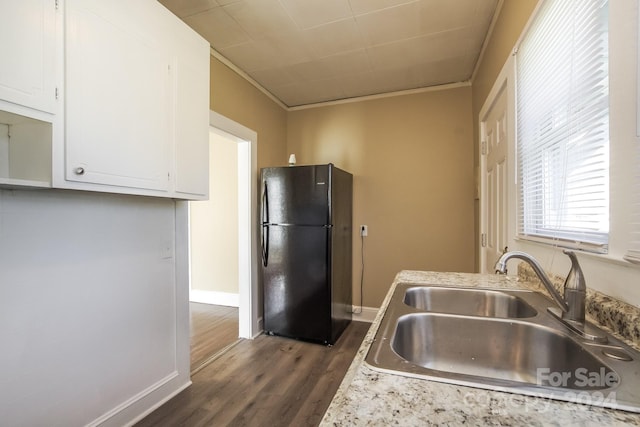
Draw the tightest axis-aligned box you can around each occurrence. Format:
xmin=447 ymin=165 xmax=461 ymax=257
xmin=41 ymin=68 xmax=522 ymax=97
xmin=0 ymin=189 xmax=190 ymax=426
xmin=190 ymin=129 xmax=239 ymax=303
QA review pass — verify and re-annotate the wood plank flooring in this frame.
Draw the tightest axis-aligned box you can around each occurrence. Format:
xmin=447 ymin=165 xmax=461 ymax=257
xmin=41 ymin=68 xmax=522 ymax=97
xmin=137 ymin=321 xmax=370 ymax=427
xmin=190 ymin=303 xmax=239 ymax=370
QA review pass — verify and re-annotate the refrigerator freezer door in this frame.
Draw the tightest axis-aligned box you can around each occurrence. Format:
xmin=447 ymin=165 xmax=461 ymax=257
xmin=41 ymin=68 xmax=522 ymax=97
xmin=261 ymin=165 xmax=330 ymax=226
xmin=329 ymin=166 xmax=353 ymax=342
xmin=263 ymin=224 xmax=330 ymax=343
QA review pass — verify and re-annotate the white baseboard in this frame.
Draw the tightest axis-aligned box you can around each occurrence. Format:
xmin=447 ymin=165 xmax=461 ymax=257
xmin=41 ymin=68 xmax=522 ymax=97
xmin=90 ymin=372 xmax=191 ymax=427
xmin=121 ymin=379 xmax=191 ymax=427
xmin=351 ymin=306 xmax=379 ymax=323
xmin=190 ymin=289 xmax=239 ymax=307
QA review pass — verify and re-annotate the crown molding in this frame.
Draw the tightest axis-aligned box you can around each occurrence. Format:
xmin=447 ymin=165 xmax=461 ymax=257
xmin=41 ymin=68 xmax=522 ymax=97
xmin=470 ymin=0 xmax=505 ymax=84
xmin=211 ymin=49 xmax=472 ymax=113
xmin=288 ymin=81 xmax=471 ymax=111
xmin=210 ymin=48 xmax=288 ymax=111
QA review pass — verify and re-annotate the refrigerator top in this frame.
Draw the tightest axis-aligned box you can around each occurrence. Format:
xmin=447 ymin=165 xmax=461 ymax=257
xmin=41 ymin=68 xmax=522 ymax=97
xmin=261 ymin=163 xmax=352 ymax=175
xmin=261 ymin=164 xmax=330 ymax=226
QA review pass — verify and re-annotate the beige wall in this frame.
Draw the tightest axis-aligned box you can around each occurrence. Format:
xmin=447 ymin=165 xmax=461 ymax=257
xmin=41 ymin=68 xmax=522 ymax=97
xmin=206 ymin=0 xmax=640 ymax=309
xmin=206 ymin=2 xmax=535 ymax=307
xmin=190 ymin=131 xmax=239 ymax=294
xmin=288 ymin=87 xmax=475 ymax=306
xmin=471 ymin=0 xmax=538 ymax=270
xmin=209 ymin=56 xmax=288 ymax=169
xmin=208 ymin=55 xmax=287 ymax=307
xmin=472 ymin=0 xmax=538 ymax=123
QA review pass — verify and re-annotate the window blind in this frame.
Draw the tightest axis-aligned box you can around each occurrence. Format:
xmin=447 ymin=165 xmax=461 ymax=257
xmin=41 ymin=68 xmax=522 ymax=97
xmin=516 ymin=0 xmax=609 ymax=252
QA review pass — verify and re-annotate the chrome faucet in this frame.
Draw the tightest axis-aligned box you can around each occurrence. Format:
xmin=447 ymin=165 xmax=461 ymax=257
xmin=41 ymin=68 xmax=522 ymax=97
xmin=494 ymin=249 xmax=604 ymax=341
xmin=495 ymin=250 xmax=571 ymax=314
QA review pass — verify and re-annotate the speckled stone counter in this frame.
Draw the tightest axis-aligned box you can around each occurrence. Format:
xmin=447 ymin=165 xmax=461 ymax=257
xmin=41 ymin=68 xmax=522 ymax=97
xmin=320 ymin=271 xmax=640 ymax=426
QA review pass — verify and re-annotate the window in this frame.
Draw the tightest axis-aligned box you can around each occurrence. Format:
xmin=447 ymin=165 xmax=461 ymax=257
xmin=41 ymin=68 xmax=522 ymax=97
xmin=516 ymin=0 xmax=609 ymax=252
xmin=626 ymin=126 xmax=640 ymax=262
xmin=628 ymin=163 xmax=640 ymax=262
xmin=626 ymin=5 xmax=640 ymax=264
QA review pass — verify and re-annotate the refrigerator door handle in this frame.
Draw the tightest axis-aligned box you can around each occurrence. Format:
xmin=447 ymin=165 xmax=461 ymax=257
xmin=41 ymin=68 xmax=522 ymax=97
xmin=262 ymin=225 xmax=269 ymax=267
xmin=261 ymin=181 xmax=269 ymax=266
xmin=262 ymin=181 xmax=269 ymax=224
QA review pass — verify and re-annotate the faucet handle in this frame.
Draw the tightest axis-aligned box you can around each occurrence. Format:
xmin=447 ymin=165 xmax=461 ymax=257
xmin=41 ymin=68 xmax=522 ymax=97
xmin=562 ymin=250 xmax=586 ymax=323
xmin=562 ymin=250 xmax=586 ymax=291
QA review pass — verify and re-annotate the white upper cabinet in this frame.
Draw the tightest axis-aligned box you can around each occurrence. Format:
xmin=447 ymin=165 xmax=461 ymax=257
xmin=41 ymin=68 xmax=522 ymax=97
xmin=168 ymin=14 xmax=210 ymax=199
xmin=0 ymin=0 xmax=57 ymax=115
xmin=65 ymin=0 xmax=171 ymax=192
xmin=0 ymin=0 xmax=210 ymax=198
xmin=0 ymin=0 xmax=58 ymax=188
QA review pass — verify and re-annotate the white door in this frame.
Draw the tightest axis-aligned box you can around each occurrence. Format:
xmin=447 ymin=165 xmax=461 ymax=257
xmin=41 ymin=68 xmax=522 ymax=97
xmin=480 ymin=83 xmax=509 ymax=273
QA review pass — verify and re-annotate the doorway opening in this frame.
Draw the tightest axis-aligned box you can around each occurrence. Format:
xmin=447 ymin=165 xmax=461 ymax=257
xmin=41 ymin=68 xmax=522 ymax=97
xmin=188 ymin=112 xmax=259 ymax=369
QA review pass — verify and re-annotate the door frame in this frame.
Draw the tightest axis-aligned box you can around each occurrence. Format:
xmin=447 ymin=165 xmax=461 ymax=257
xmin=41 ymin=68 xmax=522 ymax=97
xmin=479 ymin=55 xmax=517 ymax=273
xmin=208 ymin=111 xmax=260 ymax=339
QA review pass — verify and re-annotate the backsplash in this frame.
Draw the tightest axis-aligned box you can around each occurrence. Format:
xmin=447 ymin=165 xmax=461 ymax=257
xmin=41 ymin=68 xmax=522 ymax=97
xmin=518 ymin=264 xmax=640 ymax=350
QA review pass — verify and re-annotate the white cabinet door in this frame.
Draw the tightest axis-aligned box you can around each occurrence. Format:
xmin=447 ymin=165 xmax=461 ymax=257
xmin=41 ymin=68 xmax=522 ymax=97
xmin=173 ymin=58 xmax=209 ymax=198
xmin=0 ymin=0 xmax=57 ymax=114
xmin=65 ymin=0 xmax=170 ymax=192
xmin=169 ymin=15 xmax=210 ymax=199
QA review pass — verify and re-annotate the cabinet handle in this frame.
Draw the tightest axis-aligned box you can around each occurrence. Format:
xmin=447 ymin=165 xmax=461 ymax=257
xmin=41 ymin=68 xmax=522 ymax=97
xmin=74 ymin=167 xmax=85 ymax=175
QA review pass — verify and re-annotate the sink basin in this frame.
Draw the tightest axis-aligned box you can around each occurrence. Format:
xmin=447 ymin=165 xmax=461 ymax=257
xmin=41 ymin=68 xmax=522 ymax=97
xmin=392 ymin=313 xmax=615 ymax=390
xmin=403 ymin=286 xmax=537 ymax=318
xmin=366 ymin=283 xmax=640 ymax=413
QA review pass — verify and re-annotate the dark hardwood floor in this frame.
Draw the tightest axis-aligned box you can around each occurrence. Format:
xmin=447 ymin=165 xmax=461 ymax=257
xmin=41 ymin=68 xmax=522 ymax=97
xmin=190 ymin=303 xmax=239 ymax=370
xmin=137 ymin=321 xmax=370 ymax=427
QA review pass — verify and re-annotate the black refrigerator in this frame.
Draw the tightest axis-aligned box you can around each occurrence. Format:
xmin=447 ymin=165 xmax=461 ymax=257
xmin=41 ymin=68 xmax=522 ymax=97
xmin=261 ymin=164 xmax=352 ymax=345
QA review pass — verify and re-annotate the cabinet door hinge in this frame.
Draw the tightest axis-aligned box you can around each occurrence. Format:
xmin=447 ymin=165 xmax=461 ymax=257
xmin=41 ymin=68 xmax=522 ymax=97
xmin=55 ymin=87 xmax=59 ymax=100
xmin=481 ymin=233 xmax=487 ymax=248
xmin=481 ymin=140 xmax=487 ymax=155
xmin=55 ymin=0 xmax=59 ymax=10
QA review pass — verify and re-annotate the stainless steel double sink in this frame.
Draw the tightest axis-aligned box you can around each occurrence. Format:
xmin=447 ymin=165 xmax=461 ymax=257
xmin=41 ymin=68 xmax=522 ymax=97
xmin=365 ymin=283 xmax=640 ymax=412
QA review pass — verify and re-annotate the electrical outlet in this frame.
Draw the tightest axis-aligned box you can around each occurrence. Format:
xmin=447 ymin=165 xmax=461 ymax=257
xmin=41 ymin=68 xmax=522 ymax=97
xmin=360 ymin=225 xmax=368 ymax=237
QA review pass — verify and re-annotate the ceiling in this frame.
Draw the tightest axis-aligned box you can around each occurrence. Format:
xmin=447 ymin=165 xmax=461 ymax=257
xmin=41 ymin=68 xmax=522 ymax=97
xmin=159 ymin=0 xmax=500 ymax=108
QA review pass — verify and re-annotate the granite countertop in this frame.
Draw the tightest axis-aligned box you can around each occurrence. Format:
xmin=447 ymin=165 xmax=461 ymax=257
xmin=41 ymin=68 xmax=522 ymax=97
xmin=320 ymin=271 xmax=640 ymax=426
